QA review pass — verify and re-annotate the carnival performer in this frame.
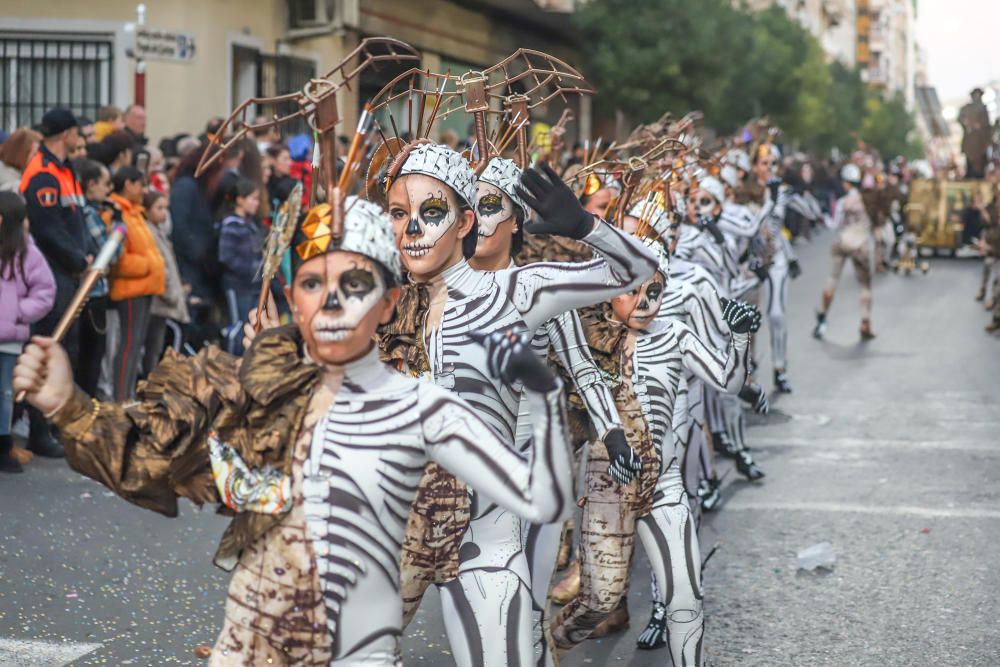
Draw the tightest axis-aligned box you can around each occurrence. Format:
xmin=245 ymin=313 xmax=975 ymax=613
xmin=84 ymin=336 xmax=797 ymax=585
xmin=12 ymin=196 xmax=577 ymax=666
xmin=469 ymin=156 xmax=635 ymax=667
xmin=674 ymin=182 xmax=767 ymax=482
xmin=377 ymin=143 xmax=657 ymax=667
xmin=814 ymin=164 xmax=876 ymax=340
xmin=783 ymin=161 xmax=825 ymax=241
xmin=752 ymin=145 xmax=800 ymax=393
xmin=551 ymin=233 xmax=759 ymax=666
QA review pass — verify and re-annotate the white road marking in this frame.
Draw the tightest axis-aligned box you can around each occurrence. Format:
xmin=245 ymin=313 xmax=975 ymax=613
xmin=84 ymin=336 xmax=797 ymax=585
xmin=723 ymin=500 xmax=1000 ymax=520
xmin=748 ymin=437 xmax=1000 ymax=454
xmin=0 ymin=638 xmax=102 ymax=666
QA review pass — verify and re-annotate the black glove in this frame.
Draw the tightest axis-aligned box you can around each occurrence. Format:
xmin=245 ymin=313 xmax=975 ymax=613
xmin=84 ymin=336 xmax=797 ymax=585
xmin=748 ymin=255 xmax=769 ymax=281
xmin=516 ymin=162 xmax=596 ymax=240
xmin=788 ymin=259 xmax=802 ymax=280
xmin=470 ymin=327 xmax=557 ymax=393
xmin=767 ymin=177 xmax=781 ymax=200
xmin=604 ymin=428 xmax=642 ymax=485
xmin=739 ymin=382 xmax=769 ymax=415
xmin=697 ymin=214 xmax=725 ymax=244
xmin=719 ymin=297 xmax=762 ymax=334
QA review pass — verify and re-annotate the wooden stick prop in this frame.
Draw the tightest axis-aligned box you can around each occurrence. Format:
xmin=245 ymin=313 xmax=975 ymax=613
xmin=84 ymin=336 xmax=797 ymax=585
xmin=506 ymin=95 xmax=530 ymax=168
xmin=16 ymin=224 xmax=126 ymax=403
xmin=460 ymin=71 xmax=492 ymax=168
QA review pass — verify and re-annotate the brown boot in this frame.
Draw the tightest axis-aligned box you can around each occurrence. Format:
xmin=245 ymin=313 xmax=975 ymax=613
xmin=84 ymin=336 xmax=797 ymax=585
xmin=550 ymin=560 xmax=581 ymax=605
xmin=860 ymin=319 xmax=876 ymax=340
xmin=589 ymin=599 xmax=630 ymax=638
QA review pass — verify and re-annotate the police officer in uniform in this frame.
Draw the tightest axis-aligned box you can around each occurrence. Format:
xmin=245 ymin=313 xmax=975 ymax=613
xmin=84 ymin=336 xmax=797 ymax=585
xmin=18 ymin=108 xmax=88 ymax=457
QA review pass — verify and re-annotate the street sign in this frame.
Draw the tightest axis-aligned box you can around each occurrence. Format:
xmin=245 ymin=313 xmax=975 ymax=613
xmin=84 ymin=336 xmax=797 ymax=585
xmin=128 ymin=26 xmax=196 ymax=62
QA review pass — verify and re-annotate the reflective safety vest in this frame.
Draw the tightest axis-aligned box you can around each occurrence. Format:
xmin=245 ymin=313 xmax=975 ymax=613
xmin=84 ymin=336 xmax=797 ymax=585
xmin=19 ymin=143 xmax=89 ymax=281
xmin=19 ymin=144 xmax=85 ymax=210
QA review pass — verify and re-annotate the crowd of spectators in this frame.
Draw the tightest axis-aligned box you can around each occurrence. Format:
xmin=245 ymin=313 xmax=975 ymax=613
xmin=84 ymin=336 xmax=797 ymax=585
xmin=0 ymin=104 xmax=309 ymax=472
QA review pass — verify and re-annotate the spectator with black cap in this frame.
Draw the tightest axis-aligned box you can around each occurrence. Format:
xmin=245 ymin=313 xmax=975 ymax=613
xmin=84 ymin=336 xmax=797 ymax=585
xmin=17 ymin=107 xmax=89 ymax=458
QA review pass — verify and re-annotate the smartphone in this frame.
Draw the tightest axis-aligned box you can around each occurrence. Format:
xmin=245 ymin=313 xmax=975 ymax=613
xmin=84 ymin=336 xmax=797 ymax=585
xmin=136 ymin=151 xmax=150 ymax=175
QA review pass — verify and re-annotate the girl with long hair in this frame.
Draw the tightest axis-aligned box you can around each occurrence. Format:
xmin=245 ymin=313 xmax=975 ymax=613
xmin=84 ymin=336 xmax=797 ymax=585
xmin=0 ymin=192 xmax=55 ymax=472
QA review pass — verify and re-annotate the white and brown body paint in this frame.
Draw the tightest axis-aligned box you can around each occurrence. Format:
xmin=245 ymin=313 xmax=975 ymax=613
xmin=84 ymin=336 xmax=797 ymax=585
xmin=552 ymin=268 xmax=750 ymax=667
xmin=401 ymin=221 xmax=657 ymax=667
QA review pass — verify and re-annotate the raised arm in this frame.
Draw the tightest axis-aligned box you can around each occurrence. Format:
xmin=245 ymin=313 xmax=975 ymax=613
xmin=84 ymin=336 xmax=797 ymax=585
xmin=717 ymin=202 xmax=763 ymax=239
xmin=421 ymin=381 xmax=572 ymax=525
xmin=423 ymin=328 xmax=574 ymax=523
xmin=675 ymin=321 xmax=748 ymax=393
xmin=14 ymin=339 xmax=225 ymax=516
xmin=510 ymin=163 xmax=658 ymax=330
xmin=679 ymin=275 xmax=729 ymax=346
xmin=505 ymin=222 xmax=658 ymax=331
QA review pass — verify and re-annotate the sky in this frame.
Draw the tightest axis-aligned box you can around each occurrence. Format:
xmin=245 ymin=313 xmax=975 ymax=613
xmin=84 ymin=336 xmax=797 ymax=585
xmin=916 ymin=0 xmax=1000 ymax=105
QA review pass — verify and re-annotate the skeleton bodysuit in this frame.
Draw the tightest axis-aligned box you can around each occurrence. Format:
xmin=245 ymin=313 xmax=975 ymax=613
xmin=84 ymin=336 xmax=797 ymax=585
xmin=513 ymin=275 xmax=622 ymax=667
xmin=659 ymin=259 xmax=731 ymax=503
xmin=760 ymin=185 xmax=797 ymax=374
xmin=396 ymin=223 xmax=656 ymax=666
xmin=552 ymin=257 xmax=752 ymax=667
xmin=296 ymin=347 xmax=572 ymax=665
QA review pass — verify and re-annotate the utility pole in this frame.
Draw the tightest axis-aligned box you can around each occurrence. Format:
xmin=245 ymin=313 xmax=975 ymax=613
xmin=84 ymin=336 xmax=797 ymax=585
xmin=134 ymin=3 xmax=146 ymax=106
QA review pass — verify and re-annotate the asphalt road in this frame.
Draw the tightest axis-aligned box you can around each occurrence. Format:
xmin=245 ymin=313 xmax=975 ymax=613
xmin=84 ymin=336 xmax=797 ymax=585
xmin=1 ymin=230 xmax=998 ymax=666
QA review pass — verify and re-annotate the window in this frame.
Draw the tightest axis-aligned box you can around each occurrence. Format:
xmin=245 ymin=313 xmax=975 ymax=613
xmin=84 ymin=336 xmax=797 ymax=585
xmin=229 ymin=42 xmax=317 ymax=135
xmin=288 ymin=0 xmax=329 ymax=29
xmin=0 ymin=35 xmax=114 ymax=130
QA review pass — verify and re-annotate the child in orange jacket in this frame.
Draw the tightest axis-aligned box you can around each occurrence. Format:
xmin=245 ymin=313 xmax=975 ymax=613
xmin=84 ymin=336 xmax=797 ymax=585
xmin=108 ymin=166 xmax=164 ymax=400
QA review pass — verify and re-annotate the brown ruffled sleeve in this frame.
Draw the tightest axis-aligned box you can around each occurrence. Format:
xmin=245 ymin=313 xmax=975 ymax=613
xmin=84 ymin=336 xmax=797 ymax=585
xmin=51 ymin=346 xmax=239 ymax=517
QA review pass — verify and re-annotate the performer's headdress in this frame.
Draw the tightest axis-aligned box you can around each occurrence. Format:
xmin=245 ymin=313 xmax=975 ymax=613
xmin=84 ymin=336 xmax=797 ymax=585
xmin=698 ymin=175 xmax=725 ymax=204
xmin=477 ymin=156 xmax=528 ymax=215
xmin=291 ymin=196 xmax=401 ymax=281
xmin=640 ymin=234 xmax=671 ymax=278
xmin=196 ymin=37 xmax=420 ymax=325
xmin=367 ymin=49 xmax=593 ymax=193
xmin=387 ymin=141 xmax=477 ymax=208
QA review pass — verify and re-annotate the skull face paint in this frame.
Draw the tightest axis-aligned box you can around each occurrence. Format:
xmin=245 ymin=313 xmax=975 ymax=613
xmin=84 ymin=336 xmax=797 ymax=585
xmin=474 ymin=182 xmax=514 ymax=239
xmin=472 ymin=181 xmax=520 ymax=266
xmin=290 ymin=251 xmax=388 ymax=364
xmin=610 ymin=272 xmax=666 ymax=330
xmin=388 ymin=173 xmax=467 ymax=279
xmin=697 ymin=190 xmax=719 ymax=218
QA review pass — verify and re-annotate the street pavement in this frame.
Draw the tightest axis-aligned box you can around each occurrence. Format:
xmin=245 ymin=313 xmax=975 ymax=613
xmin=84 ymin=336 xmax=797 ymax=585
xmin=1 ymin=230 xmax=998 ymax=666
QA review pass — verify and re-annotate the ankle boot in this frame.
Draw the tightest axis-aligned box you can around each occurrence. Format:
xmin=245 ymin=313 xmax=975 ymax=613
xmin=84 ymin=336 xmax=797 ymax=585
xmin=813 ymin=311 xmax=827 ymax=339
xmin=860 ymin=319 xmax=876 ymax=340
xmin=27 ymin=408 xmax=64 ymax=458
xmin=713 ymin=431 xmax=738 ymax=459
xmin=550 ymin=559 xmax=581 ymax=605
xmin=698 ymin=476 xmax=723 ymax=512
xmin=636 ymin=601 xmax=667 ymax=650
xmin=774 ymin=369 xmax=793 ymax=394
xmin=735 ymin=450 xmax=765 ymax=481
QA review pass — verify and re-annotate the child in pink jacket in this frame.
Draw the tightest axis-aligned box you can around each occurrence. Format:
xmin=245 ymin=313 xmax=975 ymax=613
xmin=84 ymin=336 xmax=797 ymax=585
xmin=0 ymin=192 xmax=55 ymax=472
